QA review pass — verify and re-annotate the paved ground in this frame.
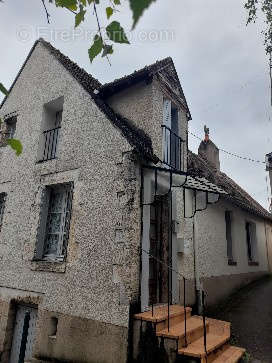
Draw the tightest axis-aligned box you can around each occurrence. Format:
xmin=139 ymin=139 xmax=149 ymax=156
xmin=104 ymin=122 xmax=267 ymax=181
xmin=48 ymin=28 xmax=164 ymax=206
xmin=210 ymin=275 xmax=272 ymax=363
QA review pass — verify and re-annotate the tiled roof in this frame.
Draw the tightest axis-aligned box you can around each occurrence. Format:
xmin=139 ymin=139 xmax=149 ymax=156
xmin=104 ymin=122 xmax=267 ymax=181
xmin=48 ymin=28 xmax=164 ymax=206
xmin=188 ymin=150 xmax=272 ymax=221
xmin=99 ymin=57 xmax=173 ymax=96
xmin=99 ymin=57 xmax=191 ymax=118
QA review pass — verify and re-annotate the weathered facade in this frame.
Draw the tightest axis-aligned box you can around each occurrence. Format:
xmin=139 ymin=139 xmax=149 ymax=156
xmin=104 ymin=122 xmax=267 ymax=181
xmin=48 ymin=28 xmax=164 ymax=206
xmin=0 ymin=39 xmax=271 ymax=363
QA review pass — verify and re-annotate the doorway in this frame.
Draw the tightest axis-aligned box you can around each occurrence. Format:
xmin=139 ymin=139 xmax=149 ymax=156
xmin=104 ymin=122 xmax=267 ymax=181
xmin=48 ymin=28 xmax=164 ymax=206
xmin=148 ymin=193 xmax=171 ymax=306
xmin=9 ymin=305 xmax=38 ymax=363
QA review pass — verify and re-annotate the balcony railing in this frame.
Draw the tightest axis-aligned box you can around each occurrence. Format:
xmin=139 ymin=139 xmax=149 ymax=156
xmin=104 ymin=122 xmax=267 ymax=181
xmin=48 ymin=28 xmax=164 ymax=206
xmin=162 ymin=125 xmax=183 ymax=170
xmin=40 ymin=127 xmax=61 ymax=162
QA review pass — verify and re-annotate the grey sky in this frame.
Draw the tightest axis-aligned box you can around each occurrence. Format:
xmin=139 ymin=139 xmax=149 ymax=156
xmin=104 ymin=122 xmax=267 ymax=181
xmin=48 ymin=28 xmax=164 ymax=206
xmin=1 ymin=0 xmax=271 ymax=208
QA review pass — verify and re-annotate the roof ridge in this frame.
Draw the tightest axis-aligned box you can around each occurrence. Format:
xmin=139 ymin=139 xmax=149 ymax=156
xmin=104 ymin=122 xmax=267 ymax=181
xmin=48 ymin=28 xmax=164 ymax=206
xmin=100 ymin=56 xmax=173 ymax=90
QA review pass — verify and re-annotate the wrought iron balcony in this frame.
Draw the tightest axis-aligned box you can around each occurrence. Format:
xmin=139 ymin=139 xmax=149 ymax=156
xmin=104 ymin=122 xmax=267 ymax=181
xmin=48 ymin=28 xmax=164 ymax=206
xmin=161 ymin=125 xmax=183 ymax=170
xmin=40 ymin=126 xmax=61 ymax=162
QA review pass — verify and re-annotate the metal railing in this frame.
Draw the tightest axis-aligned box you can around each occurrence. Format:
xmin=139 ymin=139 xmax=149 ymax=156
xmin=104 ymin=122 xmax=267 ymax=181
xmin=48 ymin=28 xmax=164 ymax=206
xmin=202 ymin=290 xmax=208 ymax=361
xmin=40 ymin=126 xmax=60 ymax=162
xmin=142 ymin=248 xmax=188 ymax=348
xmin=161 ymin=125 xmax=184 ymax=170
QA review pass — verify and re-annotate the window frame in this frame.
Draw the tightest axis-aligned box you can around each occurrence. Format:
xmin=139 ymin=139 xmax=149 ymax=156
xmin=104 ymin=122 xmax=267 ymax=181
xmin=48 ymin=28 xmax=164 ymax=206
xmin=225 ymin=210 xmax=236 ymax=264
xmin=0 ymin=193 xmax=6 ymax=232
xmin=245 ymin=221 xmax=258 ymax=263
xmin=35 ymin=182 xmax=73 ymax=262
xmin=162 ymin=98 xmax=182 ymax=170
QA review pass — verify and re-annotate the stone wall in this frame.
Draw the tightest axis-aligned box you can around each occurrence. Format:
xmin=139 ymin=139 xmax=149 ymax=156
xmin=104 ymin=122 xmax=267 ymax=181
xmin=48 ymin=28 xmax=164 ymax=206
xmin=0 ymin=41 xmax=144 ymax=362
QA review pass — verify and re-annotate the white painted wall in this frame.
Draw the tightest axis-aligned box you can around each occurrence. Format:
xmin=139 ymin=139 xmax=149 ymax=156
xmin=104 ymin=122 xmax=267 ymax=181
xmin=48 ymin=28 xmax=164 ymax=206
xmin=193 ymin=198 xmax=269 ymax=278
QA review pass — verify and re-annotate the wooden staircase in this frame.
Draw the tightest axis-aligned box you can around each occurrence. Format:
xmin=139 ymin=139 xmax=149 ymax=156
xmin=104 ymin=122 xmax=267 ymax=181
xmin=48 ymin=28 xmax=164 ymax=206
xmin=134 ymin=305 xmax=245 ymax=363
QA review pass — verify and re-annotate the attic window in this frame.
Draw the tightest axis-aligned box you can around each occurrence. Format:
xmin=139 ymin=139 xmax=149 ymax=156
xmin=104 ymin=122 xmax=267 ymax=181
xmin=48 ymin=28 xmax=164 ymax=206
xmin=38 ymin=97 xmax=64 ymax=162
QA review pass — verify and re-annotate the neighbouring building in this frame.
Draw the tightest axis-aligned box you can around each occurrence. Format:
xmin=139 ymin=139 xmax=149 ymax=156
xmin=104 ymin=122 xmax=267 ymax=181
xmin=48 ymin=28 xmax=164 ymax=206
xmin=187 ymin=131 xmax=272 ymax=308
xmin=0 ymin=38 xmax=270 ymax=363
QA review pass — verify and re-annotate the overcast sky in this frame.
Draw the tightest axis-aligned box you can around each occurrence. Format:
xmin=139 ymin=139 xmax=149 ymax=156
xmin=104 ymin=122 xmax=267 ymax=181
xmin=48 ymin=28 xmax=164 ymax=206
xmin=1 ymin=0 xmax=272 ymax=209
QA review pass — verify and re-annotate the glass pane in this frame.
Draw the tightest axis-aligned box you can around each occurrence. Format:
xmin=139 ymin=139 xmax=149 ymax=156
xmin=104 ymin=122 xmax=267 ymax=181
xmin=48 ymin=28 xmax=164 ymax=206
xmin=47 ymin=213 xmax=62 ymax=233
xmin=44 ymin=234 xmax=59 ymax=255
xmin=50 ymin=192 xmax=64 ymax=213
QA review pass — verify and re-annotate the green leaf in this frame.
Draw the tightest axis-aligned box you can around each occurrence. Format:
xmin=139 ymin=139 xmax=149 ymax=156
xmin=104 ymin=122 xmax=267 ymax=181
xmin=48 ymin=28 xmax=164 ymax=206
xmin=0 ymin=83 xmax=8 ymax=96
xmin=55 ymin=0 xmax=78 ymax=11
xmin=102 ymin=44 xmax=113 ymax=57
xmin=106 ymin=21 xmax=130 ymax=44
xmin=75 ymin=5 xmax=86 ymax=27
xmin=129 ymin=0 xmax=156 ymax=29
xmin=79 ymin=0 xmax=86 ymax=5
xmin=88 ymin=35 xmax=103 ymax=62
xmin=106 ymin=6 xmax=114 ymax=19
xmin=6 ymin=139 xmax=23 ymax=156
xmin=113 ymin=0 xmax=121 ymax=4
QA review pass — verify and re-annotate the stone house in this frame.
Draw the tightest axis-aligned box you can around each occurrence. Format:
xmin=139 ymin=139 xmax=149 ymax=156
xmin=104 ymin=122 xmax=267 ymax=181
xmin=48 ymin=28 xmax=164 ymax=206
xmin=0 ymin=38 xmax=270 ymax=363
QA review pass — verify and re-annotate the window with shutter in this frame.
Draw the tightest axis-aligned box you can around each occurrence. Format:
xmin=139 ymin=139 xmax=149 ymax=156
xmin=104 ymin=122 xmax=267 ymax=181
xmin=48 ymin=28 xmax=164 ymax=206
xmin=35 ymin=183 xmax=73 ymax=261
xmin=162 ymin=99 xmax=181 ymax=170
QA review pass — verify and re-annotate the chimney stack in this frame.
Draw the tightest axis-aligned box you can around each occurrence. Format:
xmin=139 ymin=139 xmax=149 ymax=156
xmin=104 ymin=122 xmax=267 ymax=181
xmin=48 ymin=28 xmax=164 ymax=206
xmin=198 ymin=126 xmax=220 ymax=171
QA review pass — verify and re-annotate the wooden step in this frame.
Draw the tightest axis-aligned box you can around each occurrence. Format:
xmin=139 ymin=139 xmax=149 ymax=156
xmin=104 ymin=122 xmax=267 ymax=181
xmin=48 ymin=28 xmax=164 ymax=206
xmin=157 ymin=316 xmax=206 ymax=338
xmin=157 ymin=315 xmax=209 ymax=348
xmin=212 ymin=346 xmax=246 ymax=363
xmin=178 ymin=332 xmax=230 ymax=358
xmin=133 ymin=305 xmax=192 ymax=323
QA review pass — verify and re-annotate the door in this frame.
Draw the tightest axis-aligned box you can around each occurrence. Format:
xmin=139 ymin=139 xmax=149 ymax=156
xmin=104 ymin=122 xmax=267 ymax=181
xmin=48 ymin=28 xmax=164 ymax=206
xmin=148 ymin=193 xmax=171 ymax=305
xmin=9 ymin=305 xmax=38 ymax=363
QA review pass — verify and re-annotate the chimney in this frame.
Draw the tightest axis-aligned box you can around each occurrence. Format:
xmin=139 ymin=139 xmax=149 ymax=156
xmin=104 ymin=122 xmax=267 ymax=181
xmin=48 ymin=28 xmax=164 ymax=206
xmin=198 ymin=125 xmax=220 ymax=170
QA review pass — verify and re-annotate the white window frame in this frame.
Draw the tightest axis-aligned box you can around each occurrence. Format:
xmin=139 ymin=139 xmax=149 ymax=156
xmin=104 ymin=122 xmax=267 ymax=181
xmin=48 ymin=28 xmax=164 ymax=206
xmin=43 ymin=185 xmax=70 ymax=260
xmin=35 ymin=183 xmax=73 ymax=262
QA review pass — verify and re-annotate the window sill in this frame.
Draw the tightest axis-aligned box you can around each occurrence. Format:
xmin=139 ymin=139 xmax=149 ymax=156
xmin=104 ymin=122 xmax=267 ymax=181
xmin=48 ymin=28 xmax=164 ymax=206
xmin=248 ymin=261 xmax=259 ymax=266
xmin=30 ymin=259 xmax=66 ymax=273
xmin=228 ymin=259 xmax=237 ymax=266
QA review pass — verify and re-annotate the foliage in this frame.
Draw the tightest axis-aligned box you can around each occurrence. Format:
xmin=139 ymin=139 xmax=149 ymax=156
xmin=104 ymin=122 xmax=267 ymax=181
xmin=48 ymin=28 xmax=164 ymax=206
xmin=6 ymin=138 xmax=23 ymax=156
xmin=245 ymin=0 xmax=272 ymax=53
xmin=49 ymin=0 xmax=157 ymax=63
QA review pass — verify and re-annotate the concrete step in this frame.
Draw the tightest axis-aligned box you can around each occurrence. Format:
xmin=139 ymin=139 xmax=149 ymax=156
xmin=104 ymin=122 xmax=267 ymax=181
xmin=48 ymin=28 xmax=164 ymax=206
xmin=178 ymin=332 xmax=230 ymax=358
xmin=212 ymin=345 xmax=246 ymax=363
xmin=157 ymin=315 xmax=209 ymax=348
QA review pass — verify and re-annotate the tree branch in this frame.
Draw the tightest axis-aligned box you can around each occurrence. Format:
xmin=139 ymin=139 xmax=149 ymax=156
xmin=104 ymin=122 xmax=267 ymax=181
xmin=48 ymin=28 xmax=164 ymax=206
xmin=93 ymin=3 xmax=111 ymax=66
xmin=41 ymin=0 xmax=51 ymax=24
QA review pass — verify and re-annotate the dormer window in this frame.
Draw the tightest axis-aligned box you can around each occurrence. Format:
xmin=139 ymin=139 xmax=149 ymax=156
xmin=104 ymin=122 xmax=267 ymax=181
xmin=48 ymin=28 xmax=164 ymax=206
xmin=162 ymin=99 xmax=182 ymax=170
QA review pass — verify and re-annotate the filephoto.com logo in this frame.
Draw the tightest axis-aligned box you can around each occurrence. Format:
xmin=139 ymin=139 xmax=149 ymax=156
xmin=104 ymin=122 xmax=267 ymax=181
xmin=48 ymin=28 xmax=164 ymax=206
xmin=16 ymin=26 xmax=175 ymax=44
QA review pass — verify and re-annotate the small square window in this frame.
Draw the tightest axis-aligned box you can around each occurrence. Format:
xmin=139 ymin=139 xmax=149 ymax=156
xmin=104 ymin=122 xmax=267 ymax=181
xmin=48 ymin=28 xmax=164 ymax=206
xmin=0 ymin=116 xmax=17 ymax=146
xmin=5 ymin=117 xmax=17 ymax=139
